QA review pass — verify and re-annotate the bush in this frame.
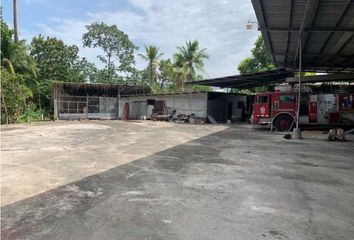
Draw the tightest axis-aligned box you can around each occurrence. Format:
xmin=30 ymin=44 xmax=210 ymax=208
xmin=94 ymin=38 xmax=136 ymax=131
xmin=17 ymin=103 xmax=47 ymax=123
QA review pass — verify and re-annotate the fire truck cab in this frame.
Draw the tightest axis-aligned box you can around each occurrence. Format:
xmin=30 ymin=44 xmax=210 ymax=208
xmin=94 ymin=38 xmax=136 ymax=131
xmin=251 ymin=92 xmax=299 ymax=131
xmin=251 ymin=87 xmax=354 ymax=131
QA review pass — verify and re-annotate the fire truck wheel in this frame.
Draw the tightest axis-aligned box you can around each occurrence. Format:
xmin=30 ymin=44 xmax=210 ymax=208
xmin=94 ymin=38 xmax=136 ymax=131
xmin=274 ymin=115 xmax=294 ymax=132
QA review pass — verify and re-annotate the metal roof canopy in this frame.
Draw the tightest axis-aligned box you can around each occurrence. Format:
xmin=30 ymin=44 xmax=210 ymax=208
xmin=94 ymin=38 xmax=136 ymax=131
xmin=286 ymin=73 xmax=354 ymax=83
xmin=251 ymin=0 xmax=354 ymax=73
xmin=187 ymin=69 xmax=294 ymax=89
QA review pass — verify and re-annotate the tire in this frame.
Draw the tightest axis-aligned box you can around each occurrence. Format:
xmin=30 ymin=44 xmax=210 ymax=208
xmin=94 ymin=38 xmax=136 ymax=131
xmin=274 ymin=115 xmax=295 ymax=132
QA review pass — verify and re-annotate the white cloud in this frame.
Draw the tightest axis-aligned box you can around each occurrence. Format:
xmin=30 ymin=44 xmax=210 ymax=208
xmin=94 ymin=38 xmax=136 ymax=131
xmin=25 ymin=0 xmax=259 ymax=78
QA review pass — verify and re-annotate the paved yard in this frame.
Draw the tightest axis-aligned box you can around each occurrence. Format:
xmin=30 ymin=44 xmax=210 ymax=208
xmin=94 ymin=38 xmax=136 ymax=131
xmin=1 ymin=121 xmax=226 ymax=206
xmin=1 ymin=121 xmax=354 ymax=240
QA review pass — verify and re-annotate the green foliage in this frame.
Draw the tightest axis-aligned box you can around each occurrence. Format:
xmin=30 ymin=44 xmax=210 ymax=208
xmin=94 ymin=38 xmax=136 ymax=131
xmin=237 ymin=35 xmax=275 ymax=74
xmin=1 ymin=15 xmax=213 ymax=123
xmin=236 ymin=35 xmax=276 ymax=93
xmin=126 ymin=68 xmax=150 ymax=86
xmin=1 ymin=67 xmax=33 ymax=123
xmin=17 ymin=102 xmax=47 ymax=123
xmin=158 ymin=59 xmax=175 ymax=89
xmin=294 ymin=71 xmax=316 ymax=77
xmin=77 ymin=57 xmax=98 ymax=82
xmin=1 ymin=16 xmax=98 ymax=123
xmin=149 ymin=83 xmax=164 ymax=94
xmin=83 ymin=22 xmax=137 ymax=80
xmin=1 ymin=18 xmax=14 ymax=73
xmin=138 ymin=46 xmax=164 ymax=83
xmin=137 ymin=41 xmax=209 ymax=93
xmin=237 ymin=57 xmax=256 ymax=75
xmin=1 ymin=24 xmax=37 ymax=79
xmin=236 ymin=36 xmax=314 ymax=93
xmin=31 ymin=35 xmax=90 ymax=83
xmin=1 ymin=18 xmax=38 ymax=124
xmin=192 ymin=85 xmax=212 ymax=92
xmin=30 ymin=35 xmax=96 ymax=112
xmin=173 ymin=40 xmax=209 ymax=85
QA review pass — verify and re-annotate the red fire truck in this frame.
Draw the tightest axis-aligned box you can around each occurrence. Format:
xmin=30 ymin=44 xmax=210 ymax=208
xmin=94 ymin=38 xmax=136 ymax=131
xmin=250 ymin=87 xmax=354 ymax=131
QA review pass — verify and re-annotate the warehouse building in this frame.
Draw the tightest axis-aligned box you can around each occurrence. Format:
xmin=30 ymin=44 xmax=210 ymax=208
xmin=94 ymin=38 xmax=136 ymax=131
xmin=53 ymin=83 xmax=247 ymax=123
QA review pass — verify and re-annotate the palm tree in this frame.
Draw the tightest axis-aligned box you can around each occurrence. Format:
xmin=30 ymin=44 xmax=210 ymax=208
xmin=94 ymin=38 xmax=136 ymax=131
xmin=173 ymin=40 xmax=209 ymax=84
xmin=172 ymin=54 xmax=187 ymax=91
xmin=1 ymin=22 xmax=37 ymax=123
xmin=138 ymin=46 xmax=164 ymax=83
xmin=1 ymin=38 xmax=37 ymax=83
xmin=158 ymin=59 xmax=174 ymax=90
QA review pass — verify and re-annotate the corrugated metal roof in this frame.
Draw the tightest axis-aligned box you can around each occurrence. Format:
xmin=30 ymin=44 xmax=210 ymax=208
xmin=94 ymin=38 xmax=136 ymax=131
xmin=187 ymin=69 xmax=294 ymax=89
xmin=54 ymin=82 xmax=150 ymax=97
xmin=251 ymin=0 xmax=354 ymax=73
xmin=286 ymin=73 xmax=354 ymax=83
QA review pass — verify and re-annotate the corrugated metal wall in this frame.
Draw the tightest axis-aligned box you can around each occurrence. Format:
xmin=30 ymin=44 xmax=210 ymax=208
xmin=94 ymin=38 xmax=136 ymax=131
xmin=119 ymin=93 xmax=208 ymax=119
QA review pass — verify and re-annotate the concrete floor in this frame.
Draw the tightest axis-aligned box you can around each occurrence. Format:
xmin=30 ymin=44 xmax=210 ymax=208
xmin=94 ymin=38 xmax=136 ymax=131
xmin=1 ymin=121 xmax=354 ymax=240
xmin=1 ymin=121 xmax=226 ymax=206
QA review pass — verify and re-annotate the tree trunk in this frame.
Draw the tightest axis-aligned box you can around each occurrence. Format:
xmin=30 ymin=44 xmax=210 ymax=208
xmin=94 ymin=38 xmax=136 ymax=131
xmin=13 ymin=0 xmax=19 ymax=43
xmin=38 ymin=93 xmax=41 ymax=110
xmin=181 ymin=76 xmax=185 ymax=92
xmin=188 ymin=63 xmax=193 ymax=81
xmin=185 ymin=63 xmax=193 ymax=92
xmin=149 ymin=63 xmax=154 ymax=83
xmin=160 ymin=79 xmax=165 ymax=90
xmin=107 ymin=53 xmax=111 ymax=80
xmin=1 ymin=94 xmax=9 ymax=124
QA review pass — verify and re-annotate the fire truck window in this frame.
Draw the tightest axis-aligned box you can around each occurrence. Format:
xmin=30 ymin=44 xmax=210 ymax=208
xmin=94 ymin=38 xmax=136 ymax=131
xmin=257 ymin=96 xmax=268 ymax=103
xmin=279 ymin=95 xmax=295 ymax=103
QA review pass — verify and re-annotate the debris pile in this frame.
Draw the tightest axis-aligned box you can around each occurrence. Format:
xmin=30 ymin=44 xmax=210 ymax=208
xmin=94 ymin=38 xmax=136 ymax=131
xmin=150 ymin=100 xmax=170 ymax=121
xmin=328 ymin=128 xmax=345 ymax=141
xmin=146 ymin=100 xmax=206 ymax=124
xmin=283 ymin=134 xmax=292 ymax=140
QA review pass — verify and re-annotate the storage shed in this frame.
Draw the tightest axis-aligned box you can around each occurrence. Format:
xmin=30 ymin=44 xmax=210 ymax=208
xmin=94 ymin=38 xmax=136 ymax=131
xmin=119 ymin=92 xmax=247 ymax=123
xmin=53 ymin=83 xmax=150 ymax=120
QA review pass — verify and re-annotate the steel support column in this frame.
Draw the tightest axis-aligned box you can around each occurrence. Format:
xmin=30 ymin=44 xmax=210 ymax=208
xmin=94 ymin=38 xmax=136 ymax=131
xmin=295 ymin=33 xmax=303 ymax=139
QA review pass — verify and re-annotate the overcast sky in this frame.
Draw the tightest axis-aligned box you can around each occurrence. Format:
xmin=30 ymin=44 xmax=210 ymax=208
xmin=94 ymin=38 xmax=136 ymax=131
xmin=2 ymin=0 xmax=260 ymax=78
